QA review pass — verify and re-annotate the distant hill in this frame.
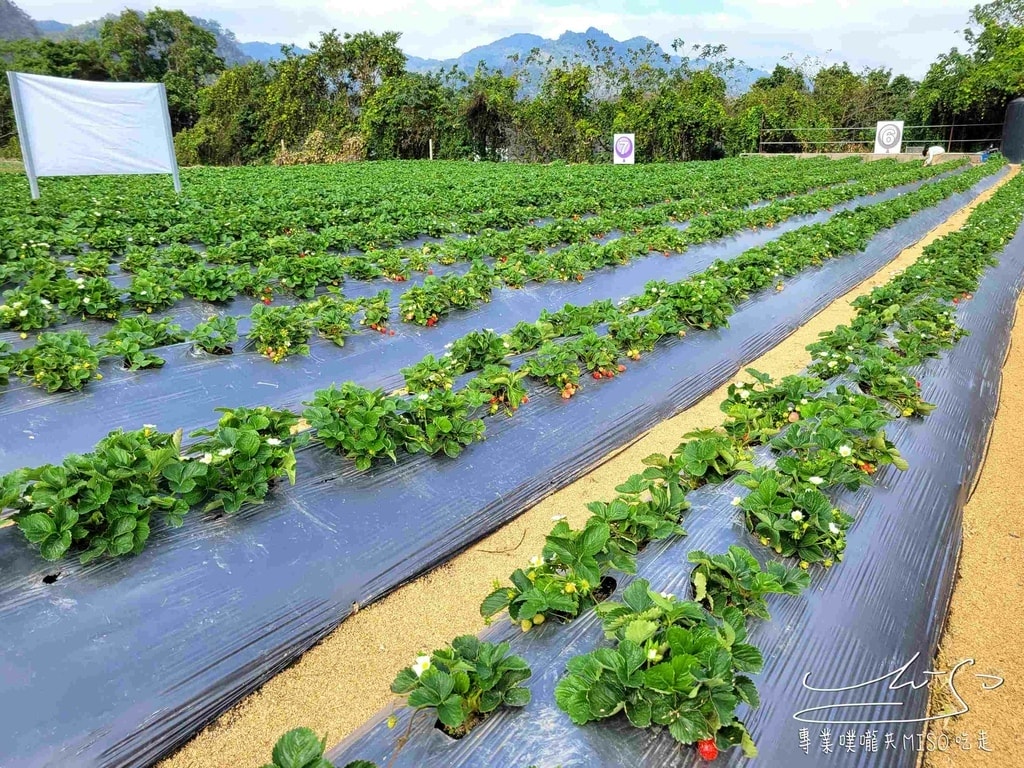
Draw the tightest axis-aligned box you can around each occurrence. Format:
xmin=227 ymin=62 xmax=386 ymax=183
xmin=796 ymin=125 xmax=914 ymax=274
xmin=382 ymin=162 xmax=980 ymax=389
xmin=405 ymin=27 xmax=767 ymax=94
xmin=0 ymin=0 xmax=39 ymax=40
xmin=240 ymin=41 xmax=312 ymax=62
xmin=25 ymin=10 xmax=251 ymax=67
xmin=5 ymin=4 xmax=764 ymax=94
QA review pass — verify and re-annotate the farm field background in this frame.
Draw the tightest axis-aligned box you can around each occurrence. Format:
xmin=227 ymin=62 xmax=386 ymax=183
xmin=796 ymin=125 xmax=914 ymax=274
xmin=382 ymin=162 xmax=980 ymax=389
xmin=1 ymin=156 xmax=1022 ymax=768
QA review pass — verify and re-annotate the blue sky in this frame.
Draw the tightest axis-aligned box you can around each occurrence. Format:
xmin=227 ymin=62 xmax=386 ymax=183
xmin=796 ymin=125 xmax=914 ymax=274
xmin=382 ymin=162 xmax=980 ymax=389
xmin=17 ymin=0 xmax=981 ymax=78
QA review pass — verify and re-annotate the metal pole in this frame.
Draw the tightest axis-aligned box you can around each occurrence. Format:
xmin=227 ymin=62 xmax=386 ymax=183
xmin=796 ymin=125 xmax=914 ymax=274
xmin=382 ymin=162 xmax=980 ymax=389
xmin=429 ymin=138 xmax=433 ymax=160
xmin=948 ymin=120 xmax=955 ymax=152
xmin=157 ymin=83 xmax=181 ymax=194
xmin=7 ymin=72 xmax=40 ymax=200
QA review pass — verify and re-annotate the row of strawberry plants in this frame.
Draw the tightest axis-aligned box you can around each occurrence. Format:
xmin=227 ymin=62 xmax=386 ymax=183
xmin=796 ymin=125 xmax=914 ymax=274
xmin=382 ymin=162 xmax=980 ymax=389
xmin=396 ymin=158 xmax=960 ymax=326
xmin=0 ymin=161 xmax=968 ymax=395
xmin=0 ymin=157 xmax=867 ymax=264
xmin=0 ymin=160 xmax=1002 ymax=560
xmin=0 ymin=158 xmax=938 ymax=336
xmin=0 ymin=291 xmax=391 ymax=393
xmin=235 ymin=165 xmax=1024 ymax=767
xmin=461 ymin=169 xmax=1024 ymax=760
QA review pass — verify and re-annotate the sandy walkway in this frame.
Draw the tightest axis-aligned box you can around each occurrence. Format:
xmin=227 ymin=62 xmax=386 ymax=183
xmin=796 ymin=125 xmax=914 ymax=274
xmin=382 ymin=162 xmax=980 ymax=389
xmin=158 ymin=171 xmax=1016 ymax=768
xmin=924 ymin=273 xmax=1024 ymax=762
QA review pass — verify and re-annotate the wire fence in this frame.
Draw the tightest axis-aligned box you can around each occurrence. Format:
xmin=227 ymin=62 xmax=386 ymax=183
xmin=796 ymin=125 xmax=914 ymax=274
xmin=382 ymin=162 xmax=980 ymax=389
xmin=758 ymin=123 xmax=1003 ymax=154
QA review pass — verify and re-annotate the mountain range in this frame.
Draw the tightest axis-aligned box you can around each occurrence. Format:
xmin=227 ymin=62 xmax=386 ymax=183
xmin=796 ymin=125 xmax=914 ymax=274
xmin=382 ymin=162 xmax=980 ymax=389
xmin=1 ymin=1 xmax=764 ymax=91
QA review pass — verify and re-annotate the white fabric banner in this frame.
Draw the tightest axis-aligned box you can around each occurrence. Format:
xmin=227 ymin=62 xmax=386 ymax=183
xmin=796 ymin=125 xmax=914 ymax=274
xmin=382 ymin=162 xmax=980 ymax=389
xmin=8 ymin=72 xmax=179 ymax=187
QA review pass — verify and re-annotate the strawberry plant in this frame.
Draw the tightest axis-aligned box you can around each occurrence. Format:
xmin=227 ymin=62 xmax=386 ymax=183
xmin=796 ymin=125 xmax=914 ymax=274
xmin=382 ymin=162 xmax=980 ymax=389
xmin=401 ymin=354 xmax=459 ymax=394
xmin=736 ymin=467 xmax=853 ymax=568
xmin=502 ymin=319 xmax=556 ymax=355
xmin=54 ymin=276 xmax=123 ymax=320
xmin=190 ymin=315 xmax=239 ymax=355
xmin=307 ymin=293 xmax=360 ymax=347
xmin=390 ymin=636 xmax=532 ymax=737
xmin=853 ymin=348 xmax=936 ymax=417
xmin=608 ymin=314 xmax=667 ymax=360
xmin=72 ymin=250 xmax=112 ymax=277
xmin=127 ymin=269 xmax=183 ymax=312
xmin=399 ymin=279 xmax=447 ymax=326
xmin=522 ymin=341 xmax=581 ymax=398
xmin=304 ymin=384 xmax=405 ymax=470
xmin=3 ymin=426 xmax=188 ymax=563
xmin=0 ymin=289 xmax=58 ymax=331
xmin=0 ymin=341 xmax=11 ymax=386
xmin=558 ymin=578 xmax=760 ymax=758
xmin=720 ymin=370 xmax=825 ymax=445
xmin=261 ymin=727 xmax=376 ymax=768
xmin=250 ymin=304 xmax=313 ymax=363
xmin=585 ymin=472 xmax=688 ymax=553
xmin=641 ymin=430 xmax=753 ymax=489
xmin=467 ymin=364 xmax=529 ymax=415
xmin=100 ymin=317 xmax=185 ymax=370
xmin=174 ymin=406 xmax=304 ymax=514
xmin=399 ymin=389 xmax=486 ymax=458
xmin=177 ymin=264 xmax=238 ymax=303
xmin=539 ymin=300 xmax=618 ymax=336
xmin=480 ymin=518 xmax=618 ymax=629
xmin=689 ymin=545 xmax=810 ymax=620
xmin=448 ymin=329 xmax=508 ymax=372
xmin=13 ymin=331 xmax=101 ymax=392
xmin=359 ymin=290 xmax=391 ymax=332
xmin=572 ymin=330 xmax=624 ymax=379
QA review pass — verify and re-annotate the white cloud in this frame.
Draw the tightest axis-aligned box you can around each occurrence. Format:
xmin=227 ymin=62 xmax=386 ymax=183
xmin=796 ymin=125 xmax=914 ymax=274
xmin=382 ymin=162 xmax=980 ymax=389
xmin=17 ymin=0 xmax=980 ymax=78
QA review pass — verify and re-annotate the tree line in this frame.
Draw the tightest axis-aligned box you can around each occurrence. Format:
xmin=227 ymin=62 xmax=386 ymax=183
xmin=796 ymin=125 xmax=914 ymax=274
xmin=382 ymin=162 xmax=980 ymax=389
xmin=1 ymin=0 xmax=1022 ymax=166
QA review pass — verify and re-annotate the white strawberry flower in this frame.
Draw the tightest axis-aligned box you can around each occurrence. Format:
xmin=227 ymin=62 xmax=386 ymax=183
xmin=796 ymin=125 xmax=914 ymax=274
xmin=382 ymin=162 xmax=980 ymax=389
xmin=647 ymin=648 xmax=659 ymax=660
xmin=266 ymin=437 xmax=282 ymax=446
xmin=731 ymin=496 xmax=742 ymax=506
xmin=217 ymin=447 xmax=233 ymax=457
xmin=18 ymin=309 xmax=28 ymax=317
xmin=838 ymin=445 xmax=852 ymax=458
xmin=739 ymin=390 xmax=750 ymax=400
xmin=529 ymin=555 xmax=543 ymax=567
xmin=659 ymin=591 xmax=674 ymax=600
xmin=809 ymin=476 xmax=824 ymax=485
xmin=418 ymin=393 xmax=429 ymax=401
xmin=734 ymin=381 xmax=744 ymax=389
xmin=791 ymin=510 xmax=804 ymax=521
xmin=199 ymin=453 xmax=213 ymax=464
xmin=40 ymin=299 xmax=50 ymax=306
xmin=412 ymin=655 xmax=431 ymax=677
xmin=82 ymin=297 xmax=90 ymax=304
xmin=829 ymin=522 xmax=841 ymax=535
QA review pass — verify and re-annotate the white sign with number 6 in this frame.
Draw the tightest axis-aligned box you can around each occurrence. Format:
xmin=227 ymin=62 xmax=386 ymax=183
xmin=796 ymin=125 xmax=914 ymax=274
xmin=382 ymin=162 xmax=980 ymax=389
xmin=874 ymin=121 xmax=904 ymax=154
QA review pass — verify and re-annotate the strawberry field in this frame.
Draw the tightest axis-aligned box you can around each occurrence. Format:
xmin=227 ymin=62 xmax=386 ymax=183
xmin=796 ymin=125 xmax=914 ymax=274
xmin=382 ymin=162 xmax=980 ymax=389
xmin=1 ymin=156 xmax=1021 ymax=768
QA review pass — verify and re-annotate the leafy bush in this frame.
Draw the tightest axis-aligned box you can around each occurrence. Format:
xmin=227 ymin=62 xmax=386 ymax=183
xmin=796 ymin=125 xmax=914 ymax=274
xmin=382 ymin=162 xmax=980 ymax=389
xmin=4 ymin=426 xmax=188 ymax=563
xmin=250 ymin=304 xmax=313 ymax=363
xmin=190 ymin=316 xmax=239 ymax=354
xmin=173 ymin=406 xmax=304 ymax=514
xmin=556 ymin=579 xmax=759 ymax=758
xmin=304 ymin=384 xmax=405 ymax=470
xmin=14 ymin=331 xmax=101 ymax=392
xmin=689 ymin=545 xmax=810 ymax=620
xmin=391 ymin=636 xmax=531 ymax=737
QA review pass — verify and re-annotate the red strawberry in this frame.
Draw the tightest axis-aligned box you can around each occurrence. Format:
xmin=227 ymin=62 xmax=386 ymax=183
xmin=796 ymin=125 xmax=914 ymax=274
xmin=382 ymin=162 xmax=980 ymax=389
xmin=262 ymin=297 xmax=272 ymax=305
xmin=617 ymin=364 xmax=626 ymax=372
xmin=592 ymin=372 xmax=602 ymax=380
xmin=389 ymin=330 xmax=396 ymax=336
xmin=697 ymin=739 xmax=718 ymax=761
xmin=915 ymin=380 xmax=921 ymax=388
xmin=521 ymin=396 xmax=529 ymax=404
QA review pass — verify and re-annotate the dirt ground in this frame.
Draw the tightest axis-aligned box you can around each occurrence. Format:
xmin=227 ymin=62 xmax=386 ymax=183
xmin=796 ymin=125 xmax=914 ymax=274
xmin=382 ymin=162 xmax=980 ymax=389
xmin=923 ymin=286 xmax=1024 ymax=764
xmin=158 ymin=171 xmax=1016 ymax=768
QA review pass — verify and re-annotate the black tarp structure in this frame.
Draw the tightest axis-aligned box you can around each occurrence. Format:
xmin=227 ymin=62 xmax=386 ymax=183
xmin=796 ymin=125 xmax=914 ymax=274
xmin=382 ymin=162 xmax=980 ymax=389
xmin=1001 ymin=97 xmax=1024 ymax=163
xmin=0 ymin=168 xmax=1006 ymax=768
xmin=330 ymin=185 xmax=1024 ymax=768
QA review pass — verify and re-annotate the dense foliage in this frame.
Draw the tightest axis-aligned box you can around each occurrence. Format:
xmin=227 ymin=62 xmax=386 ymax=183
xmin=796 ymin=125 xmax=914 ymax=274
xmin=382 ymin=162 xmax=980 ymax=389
xmin=2 ymin=0 xmax=1022 ymax=163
